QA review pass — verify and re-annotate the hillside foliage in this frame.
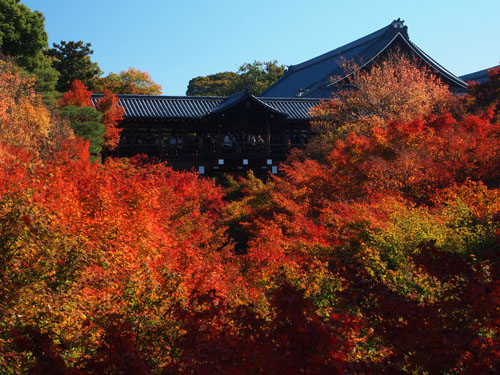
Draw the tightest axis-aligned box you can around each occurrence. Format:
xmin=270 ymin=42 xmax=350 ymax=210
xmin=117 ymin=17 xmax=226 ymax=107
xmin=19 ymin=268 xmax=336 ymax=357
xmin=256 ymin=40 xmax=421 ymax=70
xmin=0 ymin=56 xmax=499 ymax=374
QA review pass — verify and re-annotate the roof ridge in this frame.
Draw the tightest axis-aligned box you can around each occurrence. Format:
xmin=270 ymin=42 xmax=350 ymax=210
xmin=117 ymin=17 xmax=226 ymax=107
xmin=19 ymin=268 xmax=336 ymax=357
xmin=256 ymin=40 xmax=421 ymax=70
xmin=259 ymin=97 xmax=321 ymax=102
xmin=296 ymin=31 xmax=403 ymax=96
xmin=287 ymin=23 xmax=394 ymax=74
xmin=91 ymin=94 xmax=227 ymax=100
xmin=260 ymin=20 xmax=398 ymax=97
xmin=208 ymin=89 xmax=286 ymax=117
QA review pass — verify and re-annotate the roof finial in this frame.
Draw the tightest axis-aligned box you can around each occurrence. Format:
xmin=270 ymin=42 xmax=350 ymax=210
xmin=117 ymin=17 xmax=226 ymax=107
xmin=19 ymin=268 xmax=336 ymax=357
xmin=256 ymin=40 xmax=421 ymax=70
xmin=391 ymin=18 xmax=405 ymax=29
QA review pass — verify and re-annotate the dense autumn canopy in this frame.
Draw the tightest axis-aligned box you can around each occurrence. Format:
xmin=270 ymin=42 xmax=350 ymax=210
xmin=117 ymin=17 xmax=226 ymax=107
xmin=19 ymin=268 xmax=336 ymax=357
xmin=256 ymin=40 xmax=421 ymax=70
xmin=305 ymin=53 xmax=461 ymax=161
xmin=0 ymin=58 xmax=73 ymax=156
xmin=93 ymin=68 xmax=162 ymax=96
xmin=1 ymin=53 xmax=500 ymax=374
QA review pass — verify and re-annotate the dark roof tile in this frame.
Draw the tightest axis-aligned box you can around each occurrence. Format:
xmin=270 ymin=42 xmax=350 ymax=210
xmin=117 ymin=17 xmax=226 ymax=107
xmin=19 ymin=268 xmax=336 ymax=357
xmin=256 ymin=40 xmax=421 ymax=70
xmin=460 ymin=66 xmax=498 ymax=84
xmin=91 ymin=94 xmax=320 ymax=121
xmin=91 ymin=95 xmax=225 ymax=118
xmin=260 ymin=98 xmax=320 ymax=119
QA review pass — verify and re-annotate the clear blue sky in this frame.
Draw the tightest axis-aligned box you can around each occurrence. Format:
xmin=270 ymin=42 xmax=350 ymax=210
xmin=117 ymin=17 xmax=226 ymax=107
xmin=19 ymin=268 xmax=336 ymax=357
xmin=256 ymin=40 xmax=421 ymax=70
xmin=22 ymin=0 xmax=500 ymax=96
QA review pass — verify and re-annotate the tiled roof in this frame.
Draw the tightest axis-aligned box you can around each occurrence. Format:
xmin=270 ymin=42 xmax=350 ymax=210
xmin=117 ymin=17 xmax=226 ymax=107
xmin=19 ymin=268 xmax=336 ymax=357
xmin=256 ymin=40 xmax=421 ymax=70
xmin=91 ymin=95 xmax=225 ymax=118
xmin=91 ymin=93 xmax=320 ymax=121
xmin=261 ymin=19 xmax=467 ymax=98
xmin=460 ymin=66 xmax=498 ymax=84
xmin=261 ymin=97 xmax=320 ymax=120
xmin=208 ymin=89 xmax=248 ymax=113
xmin=207 ymin=89 xmax=284 ymax=117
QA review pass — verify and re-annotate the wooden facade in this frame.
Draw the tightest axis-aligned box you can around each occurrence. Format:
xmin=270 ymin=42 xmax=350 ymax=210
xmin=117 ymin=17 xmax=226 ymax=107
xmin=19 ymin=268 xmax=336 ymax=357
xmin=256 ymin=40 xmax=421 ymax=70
xmin=98 ymin=91 xmax=318 ymax=175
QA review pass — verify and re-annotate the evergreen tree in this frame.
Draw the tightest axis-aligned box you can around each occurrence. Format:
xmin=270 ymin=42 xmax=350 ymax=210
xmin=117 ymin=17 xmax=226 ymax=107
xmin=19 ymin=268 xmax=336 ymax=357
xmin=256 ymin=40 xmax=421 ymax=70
xmin=47 ymin=40 xmax=102 ymax=92
xmin=0 ymin=0 xmax=59 ymax=92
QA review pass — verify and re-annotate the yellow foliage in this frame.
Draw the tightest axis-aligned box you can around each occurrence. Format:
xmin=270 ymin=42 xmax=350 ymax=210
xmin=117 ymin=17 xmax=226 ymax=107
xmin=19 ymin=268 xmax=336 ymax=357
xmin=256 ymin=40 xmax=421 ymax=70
xmin=307 ymin=52 xmax=461 ymax=159
xmin=0 ymin=58 xmax=73 ymax=156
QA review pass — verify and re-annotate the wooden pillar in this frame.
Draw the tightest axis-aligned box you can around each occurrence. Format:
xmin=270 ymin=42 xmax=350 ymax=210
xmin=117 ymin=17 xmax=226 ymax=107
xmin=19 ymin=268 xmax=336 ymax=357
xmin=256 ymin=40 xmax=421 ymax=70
xmin=266 ymin=117 xmax=271 ymax=155
xmin=281 ymin=120 xmax=287 ymax=153
xmin=218 ymin=117 xmax=222 ymax=154
xmin=157 ymin=119 xmax=163 ymax=159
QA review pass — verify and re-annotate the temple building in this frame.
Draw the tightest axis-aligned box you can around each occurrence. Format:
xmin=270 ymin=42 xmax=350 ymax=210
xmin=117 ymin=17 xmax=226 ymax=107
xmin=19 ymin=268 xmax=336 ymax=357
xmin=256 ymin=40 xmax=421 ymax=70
xmin=98 ymin=91 xmax=318 ymax=174
xmin=261 ymin=18 xmax=467 ymax=98
xmin=98 ymin=19 xmax=483 ymax=175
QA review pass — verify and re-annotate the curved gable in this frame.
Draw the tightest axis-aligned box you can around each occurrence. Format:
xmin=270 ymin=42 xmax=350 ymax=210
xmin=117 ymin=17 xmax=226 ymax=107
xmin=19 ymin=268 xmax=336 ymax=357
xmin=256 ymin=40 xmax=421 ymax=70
xmin=261 ymin=19 xmax=466 ymax=98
